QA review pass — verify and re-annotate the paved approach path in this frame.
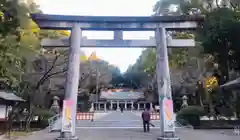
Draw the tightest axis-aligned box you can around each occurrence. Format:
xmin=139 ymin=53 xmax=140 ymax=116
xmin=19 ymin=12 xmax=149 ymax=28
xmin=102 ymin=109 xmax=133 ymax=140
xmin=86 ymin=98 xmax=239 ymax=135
xmin=77 ymin=111 xmax=180 ymax=128
xmin=77 ymin=111 xmax=148 ymax=128
xmin=19 ymin=111 xmax=240 ymax=140
xmin=99 ymin=111 xmax=139 ymax=121
xmin=20 ymin=128 xmax=240 ymax=140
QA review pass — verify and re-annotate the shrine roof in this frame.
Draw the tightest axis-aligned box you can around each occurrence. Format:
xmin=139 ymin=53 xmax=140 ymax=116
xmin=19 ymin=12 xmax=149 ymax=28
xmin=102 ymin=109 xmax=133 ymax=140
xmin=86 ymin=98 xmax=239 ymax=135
xmin=0 ymin=91 xmax=25 ymax=102
xmin=100 ymin=90 xmax=144 ymax=100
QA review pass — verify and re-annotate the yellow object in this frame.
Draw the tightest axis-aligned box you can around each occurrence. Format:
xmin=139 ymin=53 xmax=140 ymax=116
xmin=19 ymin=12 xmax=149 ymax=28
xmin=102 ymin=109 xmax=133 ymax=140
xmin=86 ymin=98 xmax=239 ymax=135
xmin=205 ymin=76 xmax=218 ymax=89
xmin=165 ymin=109 xmax=171 ymax=121
xmin=115 ymin=89 xmax=121 ymax=92
xmin=80 ymin=55 xmax=88 ymax=62
xmin=58 ymin=30 xmax=70 ymax=36
xmin=88 ymin=52 xmax=100 ymax=61
xmin=30 ymin=20 xmax=40 ymax=33
xmin=0 ymin=12 xmax=4 ymax=16
xmin=65 ymin=107 xmax=71 ymax=122
xmin=0 ymin=12 xmax=4 ymax=20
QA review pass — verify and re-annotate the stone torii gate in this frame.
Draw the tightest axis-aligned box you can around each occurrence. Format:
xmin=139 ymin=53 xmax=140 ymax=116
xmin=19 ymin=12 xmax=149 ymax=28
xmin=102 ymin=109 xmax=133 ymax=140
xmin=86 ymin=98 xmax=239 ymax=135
xmin=31 ymin=14 xmax=203 ymax=140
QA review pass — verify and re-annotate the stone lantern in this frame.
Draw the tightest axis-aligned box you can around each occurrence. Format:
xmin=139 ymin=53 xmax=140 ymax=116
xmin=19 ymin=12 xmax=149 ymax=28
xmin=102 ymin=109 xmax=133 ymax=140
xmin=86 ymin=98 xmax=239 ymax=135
xmin=181 ymin=95 xmax=188 ymax=108
xmin=50 ymin=96 xmax=60 ymax=114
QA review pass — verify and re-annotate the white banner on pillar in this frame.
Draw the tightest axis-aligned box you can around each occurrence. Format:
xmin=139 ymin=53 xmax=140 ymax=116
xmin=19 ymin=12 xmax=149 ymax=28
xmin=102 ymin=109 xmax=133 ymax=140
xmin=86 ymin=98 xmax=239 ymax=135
xmin=163 ymin=98 xmax=175 ymax=132
xmin=61 ymin=99 xmax=74 ymax=132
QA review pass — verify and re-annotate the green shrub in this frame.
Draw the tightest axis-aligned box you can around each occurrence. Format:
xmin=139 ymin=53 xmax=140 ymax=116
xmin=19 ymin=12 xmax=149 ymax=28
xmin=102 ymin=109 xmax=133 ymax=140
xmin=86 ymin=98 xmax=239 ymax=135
xmin=33 ymin=108 xmax=55 ymax=127
xmin=176 ymin=106 xmax=206 ymax=127
xmin=34 ymin=108 xmax=55 ymax=120
xmin=176 ymin=118 xmax=189 ymax=126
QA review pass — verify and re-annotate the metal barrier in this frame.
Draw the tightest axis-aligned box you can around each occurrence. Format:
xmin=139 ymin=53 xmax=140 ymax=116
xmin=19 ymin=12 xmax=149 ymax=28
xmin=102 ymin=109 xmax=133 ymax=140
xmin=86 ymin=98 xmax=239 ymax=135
xmin=48 ymin=113 xmax=61 ymax=132
xmin=48 ymin=112 xmax=94 ymax=132
xmin=233 ymin=126 xmax=240 ymax=135
xmin=150 ymin=112 xmax=160 ymax=120
xmin=76 ymin=112 xmax=94 ymax=121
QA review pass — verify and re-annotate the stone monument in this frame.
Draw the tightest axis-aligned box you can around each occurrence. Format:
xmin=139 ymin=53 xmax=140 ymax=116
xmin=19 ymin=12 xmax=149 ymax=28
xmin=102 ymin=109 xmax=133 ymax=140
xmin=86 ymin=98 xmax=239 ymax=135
xmin=181 ymin=95 xmax=188 ymax=108
xmin=50 ymin=96 xmax=60 ymax=114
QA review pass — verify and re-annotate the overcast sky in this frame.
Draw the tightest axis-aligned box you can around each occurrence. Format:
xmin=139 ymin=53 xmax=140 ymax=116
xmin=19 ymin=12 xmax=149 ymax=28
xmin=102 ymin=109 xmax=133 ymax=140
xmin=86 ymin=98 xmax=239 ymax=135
xmin=37 ymin=0 xmax=157 ymax=72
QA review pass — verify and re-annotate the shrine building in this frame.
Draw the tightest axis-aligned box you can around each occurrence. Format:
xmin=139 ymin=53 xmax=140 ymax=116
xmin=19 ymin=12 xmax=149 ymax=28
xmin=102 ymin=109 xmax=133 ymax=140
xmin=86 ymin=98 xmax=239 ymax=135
xmin=91 ymin=89 xmax=153 ymax=111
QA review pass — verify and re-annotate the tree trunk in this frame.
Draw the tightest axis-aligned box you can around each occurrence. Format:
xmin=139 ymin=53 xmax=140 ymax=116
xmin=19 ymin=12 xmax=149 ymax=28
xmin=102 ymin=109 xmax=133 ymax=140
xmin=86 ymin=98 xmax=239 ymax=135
xmin=25 ymin=103 xmax=33 ymax=132
xmin=219 ymin=41 xmax=230 ymax=84
xmin=7 ymin=104 xmax=19 ymax=138
xmin=199 ymin=95 xmax=204 ymax=107
xmin=205 ymin=89 xmax=215 ymax=116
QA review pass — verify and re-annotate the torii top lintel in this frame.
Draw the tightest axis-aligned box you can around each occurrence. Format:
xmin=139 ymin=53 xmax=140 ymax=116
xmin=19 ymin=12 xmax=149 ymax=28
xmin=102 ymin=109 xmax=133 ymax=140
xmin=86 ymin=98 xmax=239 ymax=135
xmin=31 ymin=14 xmax=204 ymax=31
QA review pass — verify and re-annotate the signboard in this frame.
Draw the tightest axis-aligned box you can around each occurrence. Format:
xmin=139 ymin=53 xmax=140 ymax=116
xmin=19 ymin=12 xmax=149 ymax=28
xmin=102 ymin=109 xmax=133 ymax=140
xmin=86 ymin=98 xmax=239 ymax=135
xmin=163 ymin=98 xmax=175 ymax=132
xmin=61 ymin=99 xmax=74 ymax=132
xmin=0 ymin=105 xmax=6 ymax=120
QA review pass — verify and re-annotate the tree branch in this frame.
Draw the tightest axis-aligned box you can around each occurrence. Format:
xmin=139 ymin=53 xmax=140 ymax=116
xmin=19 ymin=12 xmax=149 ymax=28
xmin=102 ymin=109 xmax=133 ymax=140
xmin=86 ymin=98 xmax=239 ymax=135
xmin=215 ymin=0 xmax=220 ymax=8
xmin=207 ymin=2 xmax=212 ymax=11
xmin=40 ymin=68 xmax=67 ymax=83
xmin=79 ymin=71 xmax=111 ymax=89
xmin=228 ymin=0 xmax=237 ymax=10
xmin=79 ymin=69 xmax=106 ymax=85
xmin=40 ymin=67 xmax=102 ymax=88
xmin=36 ymin=55 xmax=59 ymax=89
xmin=54 ymin=58 xmax=68 ymax=67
